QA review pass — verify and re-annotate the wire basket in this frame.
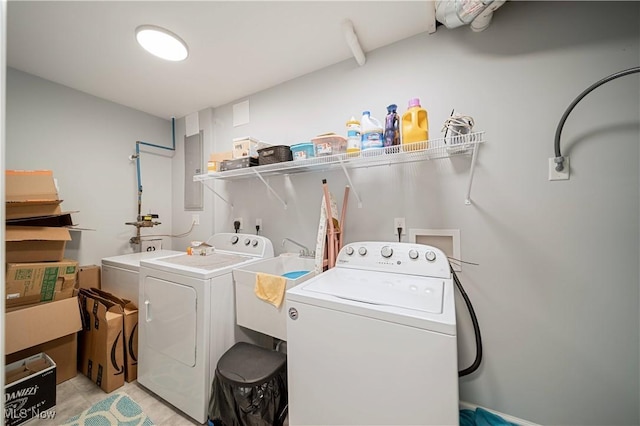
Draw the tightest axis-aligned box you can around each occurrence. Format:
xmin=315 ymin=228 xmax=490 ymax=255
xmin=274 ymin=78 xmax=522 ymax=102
xmin=257 ymin=145 xmax=293 ymax=165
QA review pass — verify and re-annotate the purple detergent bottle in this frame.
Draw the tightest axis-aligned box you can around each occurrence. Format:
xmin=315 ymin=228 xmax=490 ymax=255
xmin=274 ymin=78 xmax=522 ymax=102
xmin=384 ymin=104 xmax=400 ymax=147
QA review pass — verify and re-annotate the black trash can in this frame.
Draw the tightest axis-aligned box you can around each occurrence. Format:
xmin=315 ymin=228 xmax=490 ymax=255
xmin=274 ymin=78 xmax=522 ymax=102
xmin=208 ymin=342 xmax=288 ymax=426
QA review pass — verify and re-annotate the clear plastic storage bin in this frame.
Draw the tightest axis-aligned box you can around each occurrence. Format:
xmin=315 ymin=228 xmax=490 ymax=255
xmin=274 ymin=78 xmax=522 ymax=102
xmin=290 ymin=143 xmax=315 ymax=161
xmin=311 ymin=134 xmax=347 ymax=157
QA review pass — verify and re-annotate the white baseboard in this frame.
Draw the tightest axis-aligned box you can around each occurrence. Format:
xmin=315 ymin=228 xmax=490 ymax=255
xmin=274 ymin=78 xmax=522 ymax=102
xmin=459 ymin=401 xmax=540 ymax=426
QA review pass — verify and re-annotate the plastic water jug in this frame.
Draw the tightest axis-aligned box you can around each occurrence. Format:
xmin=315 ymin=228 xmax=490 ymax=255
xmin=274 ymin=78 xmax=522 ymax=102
xmin=346 ymin=117 xmax=361 ymax=154
xmin=401 ymin=98 xmax=429 ymax=150
xmin=384 ymin=104 xmax=400 ymax=147
xmin=360 ymin=111 xmax=384 ymax=151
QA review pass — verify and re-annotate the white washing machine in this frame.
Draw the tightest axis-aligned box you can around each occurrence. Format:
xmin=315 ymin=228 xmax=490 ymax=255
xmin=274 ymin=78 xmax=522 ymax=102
xmin=137 ymin=233 xmax=274 ymax=424
xmin=286 ymin=241 xmax=458 ymax=425
xmin=101 ymin=250 xmax=183 ymax=305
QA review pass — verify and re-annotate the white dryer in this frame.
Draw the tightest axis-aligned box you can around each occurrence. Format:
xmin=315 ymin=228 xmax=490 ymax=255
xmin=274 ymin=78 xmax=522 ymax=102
xmin=101 ymin=250 xmax=183 ymax=304
xmin=286 ymin=241 xmax=458 ymax=425
xmin=137 ymin=233 xmax=274 ymax=424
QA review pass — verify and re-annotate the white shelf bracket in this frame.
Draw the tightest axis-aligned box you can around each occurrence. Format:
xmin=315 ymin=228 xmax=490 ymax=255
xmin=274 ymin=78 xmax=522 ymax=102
xmin=464 ymin=142 xmax=480 ymax=205
xmin=200 ymin=180 xmax=234 ymax=209
xmin=252 ymin=169 xmax=288 ymax=209
xmin=338 ymin=158 xmax=363 ymax=208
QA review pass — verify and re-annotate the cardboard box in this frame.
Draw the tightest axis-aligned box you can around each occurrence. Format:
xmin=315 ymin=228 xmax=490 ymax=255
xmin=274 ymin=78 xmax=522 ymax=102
xmin=6 ymin=201 xmax=63 ymax=221
xmin=208 ymin=151 xmax=234 ymax=173
xmin=77 ymin=289 xmax=125 ymax=393
xmin=6 ymin=212 xmax=75 ymax=227
xmin=88 ymin=288 xmax=139 ymax=382
xmin=5 ymin=297 xmax=82 ymax=384
xmin=6 ymin=334 xmax=77 ymax=385
xmin=5 ymin=170 xmax=63 ymax=220
xmin=78 ymin=265 xmax=101 ymax=290
xmin=5 ymin=260 xmax=78 ymax=308
xmin=5 ymin=226 xmax=72 ymax=263
xmin=4 ymin=353 xmax=56 ymax=426
xmin=5 ymin=170 xmax=59 ymax=202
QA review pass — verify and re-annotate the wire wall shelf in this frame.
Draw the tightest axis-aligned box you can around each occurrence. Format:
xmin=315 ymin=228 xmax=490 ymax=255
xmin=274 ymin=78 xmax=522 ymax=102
xmin=194 ymin=131 xmax=485 ymax=208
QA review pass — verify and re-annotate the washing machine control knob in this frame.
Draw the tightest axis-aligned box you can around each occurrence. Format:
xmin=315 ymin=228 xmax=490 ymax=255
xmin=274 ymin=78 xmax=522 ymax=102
xmin=408 ymin=249 xmax=419 ymax=260
xmin=244 ymin=238 xmax=251 ymax=246
xmin=345 ymin=246 xmax=354 ymax=256
xmin=380 ymin=246 xmax=393 ymax=258
xmin=358 ymin=247 xmax=367 ymax=256
xmin=252 ymin=239 xmax=258 ymax=247
xmin=425 ymin=250 xmax=437 ymax=262
xmin=231 ymin=236 xmax=239 ymax=244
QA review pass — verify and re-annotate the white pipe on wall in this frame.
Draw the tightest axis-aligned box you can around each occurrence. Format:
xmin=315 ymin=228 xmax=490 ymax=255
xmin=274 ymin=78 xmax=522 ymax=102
xmin=342 ymin=19 xmax=366 ymax=67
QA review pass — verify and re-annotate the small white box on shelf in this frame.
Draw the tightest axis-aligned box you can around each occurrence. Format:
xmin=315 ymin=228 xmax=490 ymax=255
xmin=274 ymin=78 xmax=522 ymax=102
xmin=232 ymin=137 xmax=260 ymax=159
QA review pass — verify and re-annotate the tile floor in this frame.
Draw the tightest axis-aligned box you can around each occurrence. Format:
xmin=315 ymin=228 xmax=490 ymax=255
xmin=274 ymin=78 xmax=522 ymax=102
xmin=29 ymin=372 xmax=202 ymax=426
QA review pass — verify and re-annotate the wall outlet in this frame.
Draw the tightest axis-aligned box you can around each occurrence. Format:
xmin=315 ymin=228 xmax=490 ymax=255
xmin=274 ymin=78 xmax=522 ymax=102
xmin=394 ymin=218 xmax=406 ymax=235
xmin=549 ymin=157 xmax=570 ymax=181
xmin=192 ymin=214 xmax=200 ymax=225
xmin=234 ymin=217 xmax=243 ymax=231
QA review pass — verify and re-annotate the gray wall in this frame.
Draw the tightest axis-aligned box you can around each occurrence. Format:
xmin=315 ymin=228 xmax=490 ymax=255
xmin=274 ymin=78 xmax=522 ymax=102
xmin=5 ymin=68 xmax=174 ymax=265
xmin=172 ymin=2 xmax=640 ymax=425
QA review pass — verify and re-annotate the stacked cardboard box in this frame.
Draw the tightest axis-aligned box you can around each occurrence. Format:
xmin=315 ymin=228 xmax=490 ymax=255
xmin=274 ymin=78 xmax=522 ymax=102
xmin=5 ymin=170 xmax=78 ymax=306
xmin=6 ymin=170 xmax=73 ymax=254
xmin=4 ymin=170 xmax=82 ymax=384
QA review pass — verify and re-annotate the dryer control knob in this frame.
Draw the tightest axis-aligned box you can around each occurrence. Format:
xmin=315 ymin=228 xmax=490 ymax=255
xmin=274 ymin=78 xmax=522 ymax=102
xmin=425 ymin=250 xmax=437 ymax=262
xmin=358 ymin=247 xmax=367 ymax=256
xmin=231 ymin=236 xmax=239 ymax=244
xmin=408 ymin=249 xmax=419 ymax=260
xmin=252 ymin=239 xmax=258 ymax=247
xmin=345 ymin=246 xmax=354 ymax=256
xmin=381 ymin=246 xmax=393 ymax=258
xmin=244 ymin=238 xmax=251 ymax=246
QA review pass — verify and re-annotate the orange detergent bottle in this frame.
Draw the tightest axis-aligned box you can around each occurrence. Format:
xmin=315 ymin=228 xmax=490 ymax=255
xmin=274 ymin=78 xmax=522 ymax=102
xmin=401 ymin=98 xmax=429 ymax=150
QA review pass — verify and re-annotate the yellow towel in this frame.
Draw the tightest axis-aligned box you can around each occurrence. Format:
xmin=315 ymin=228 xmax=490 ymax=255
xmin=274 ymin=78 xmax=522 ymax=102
xmin=255 ymin=273 xmax=287 ymax=308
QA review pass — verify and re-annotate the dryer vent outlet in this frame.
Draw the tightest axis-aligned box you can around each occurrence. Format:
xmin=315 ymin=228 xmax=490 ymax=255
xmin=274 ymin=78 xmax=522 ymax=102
xmin=409 ymin=229 xmax=461 ymax=272
xmin=140 ymin=239 xmax=162 ymax=252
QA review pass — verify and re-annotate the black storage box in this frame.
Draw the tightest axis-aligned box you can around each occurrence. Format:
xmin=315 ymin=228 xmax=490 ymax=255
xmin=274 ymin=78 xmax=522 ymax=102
xmin=220 ymin=157 xmax=258 ymax=171
xmin=5 ymin=353 xmax=56 ymax=426
xmin=257 ymin=145 xmax=293 ymax=166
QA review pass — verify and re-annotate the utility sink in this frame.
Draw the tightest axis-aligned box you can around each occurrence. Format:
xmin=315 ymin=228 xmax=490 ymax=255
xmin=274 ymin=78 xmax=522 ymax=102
xmin=233 ymin=254 xmax=317 ymax=341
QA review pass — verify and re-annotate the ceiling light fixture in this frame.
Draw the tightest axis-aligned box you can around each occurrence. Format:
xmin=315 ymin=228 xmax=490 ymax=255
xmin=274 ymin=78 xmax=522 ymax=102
xmin=135 ymin=25 xmax=188 ymax=61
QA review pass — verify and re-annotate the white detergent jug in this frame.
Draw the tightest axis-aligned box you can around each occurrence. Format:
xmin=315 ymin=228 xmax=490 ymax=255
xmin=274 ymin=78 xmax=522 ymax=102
xmin=360 ymin=111 xmax=384 ymax=151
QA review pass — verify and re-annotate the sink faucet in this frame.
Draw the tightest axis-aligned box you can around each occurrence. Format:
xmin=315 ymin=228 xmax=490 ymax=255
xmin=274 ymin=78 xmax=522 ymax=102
xmin=282 ymin=238 xmax=314 ymax=257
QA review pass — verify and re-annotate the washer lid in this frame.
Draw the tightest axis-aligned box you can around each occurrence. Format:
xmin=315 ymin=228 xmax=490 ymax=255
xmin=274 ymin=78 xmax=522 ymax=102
xmin=302 ymin=268 xmax=444 ymax=313
xmin=101 ymin=250 xmax=183 ymax=271
xmin=158 ymin=252 xmax=252 ymax=270
xmin=287 ymin=267 xmax=456 ymax=335
xmin=140 ymin=251 xmax=263 ymax=279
